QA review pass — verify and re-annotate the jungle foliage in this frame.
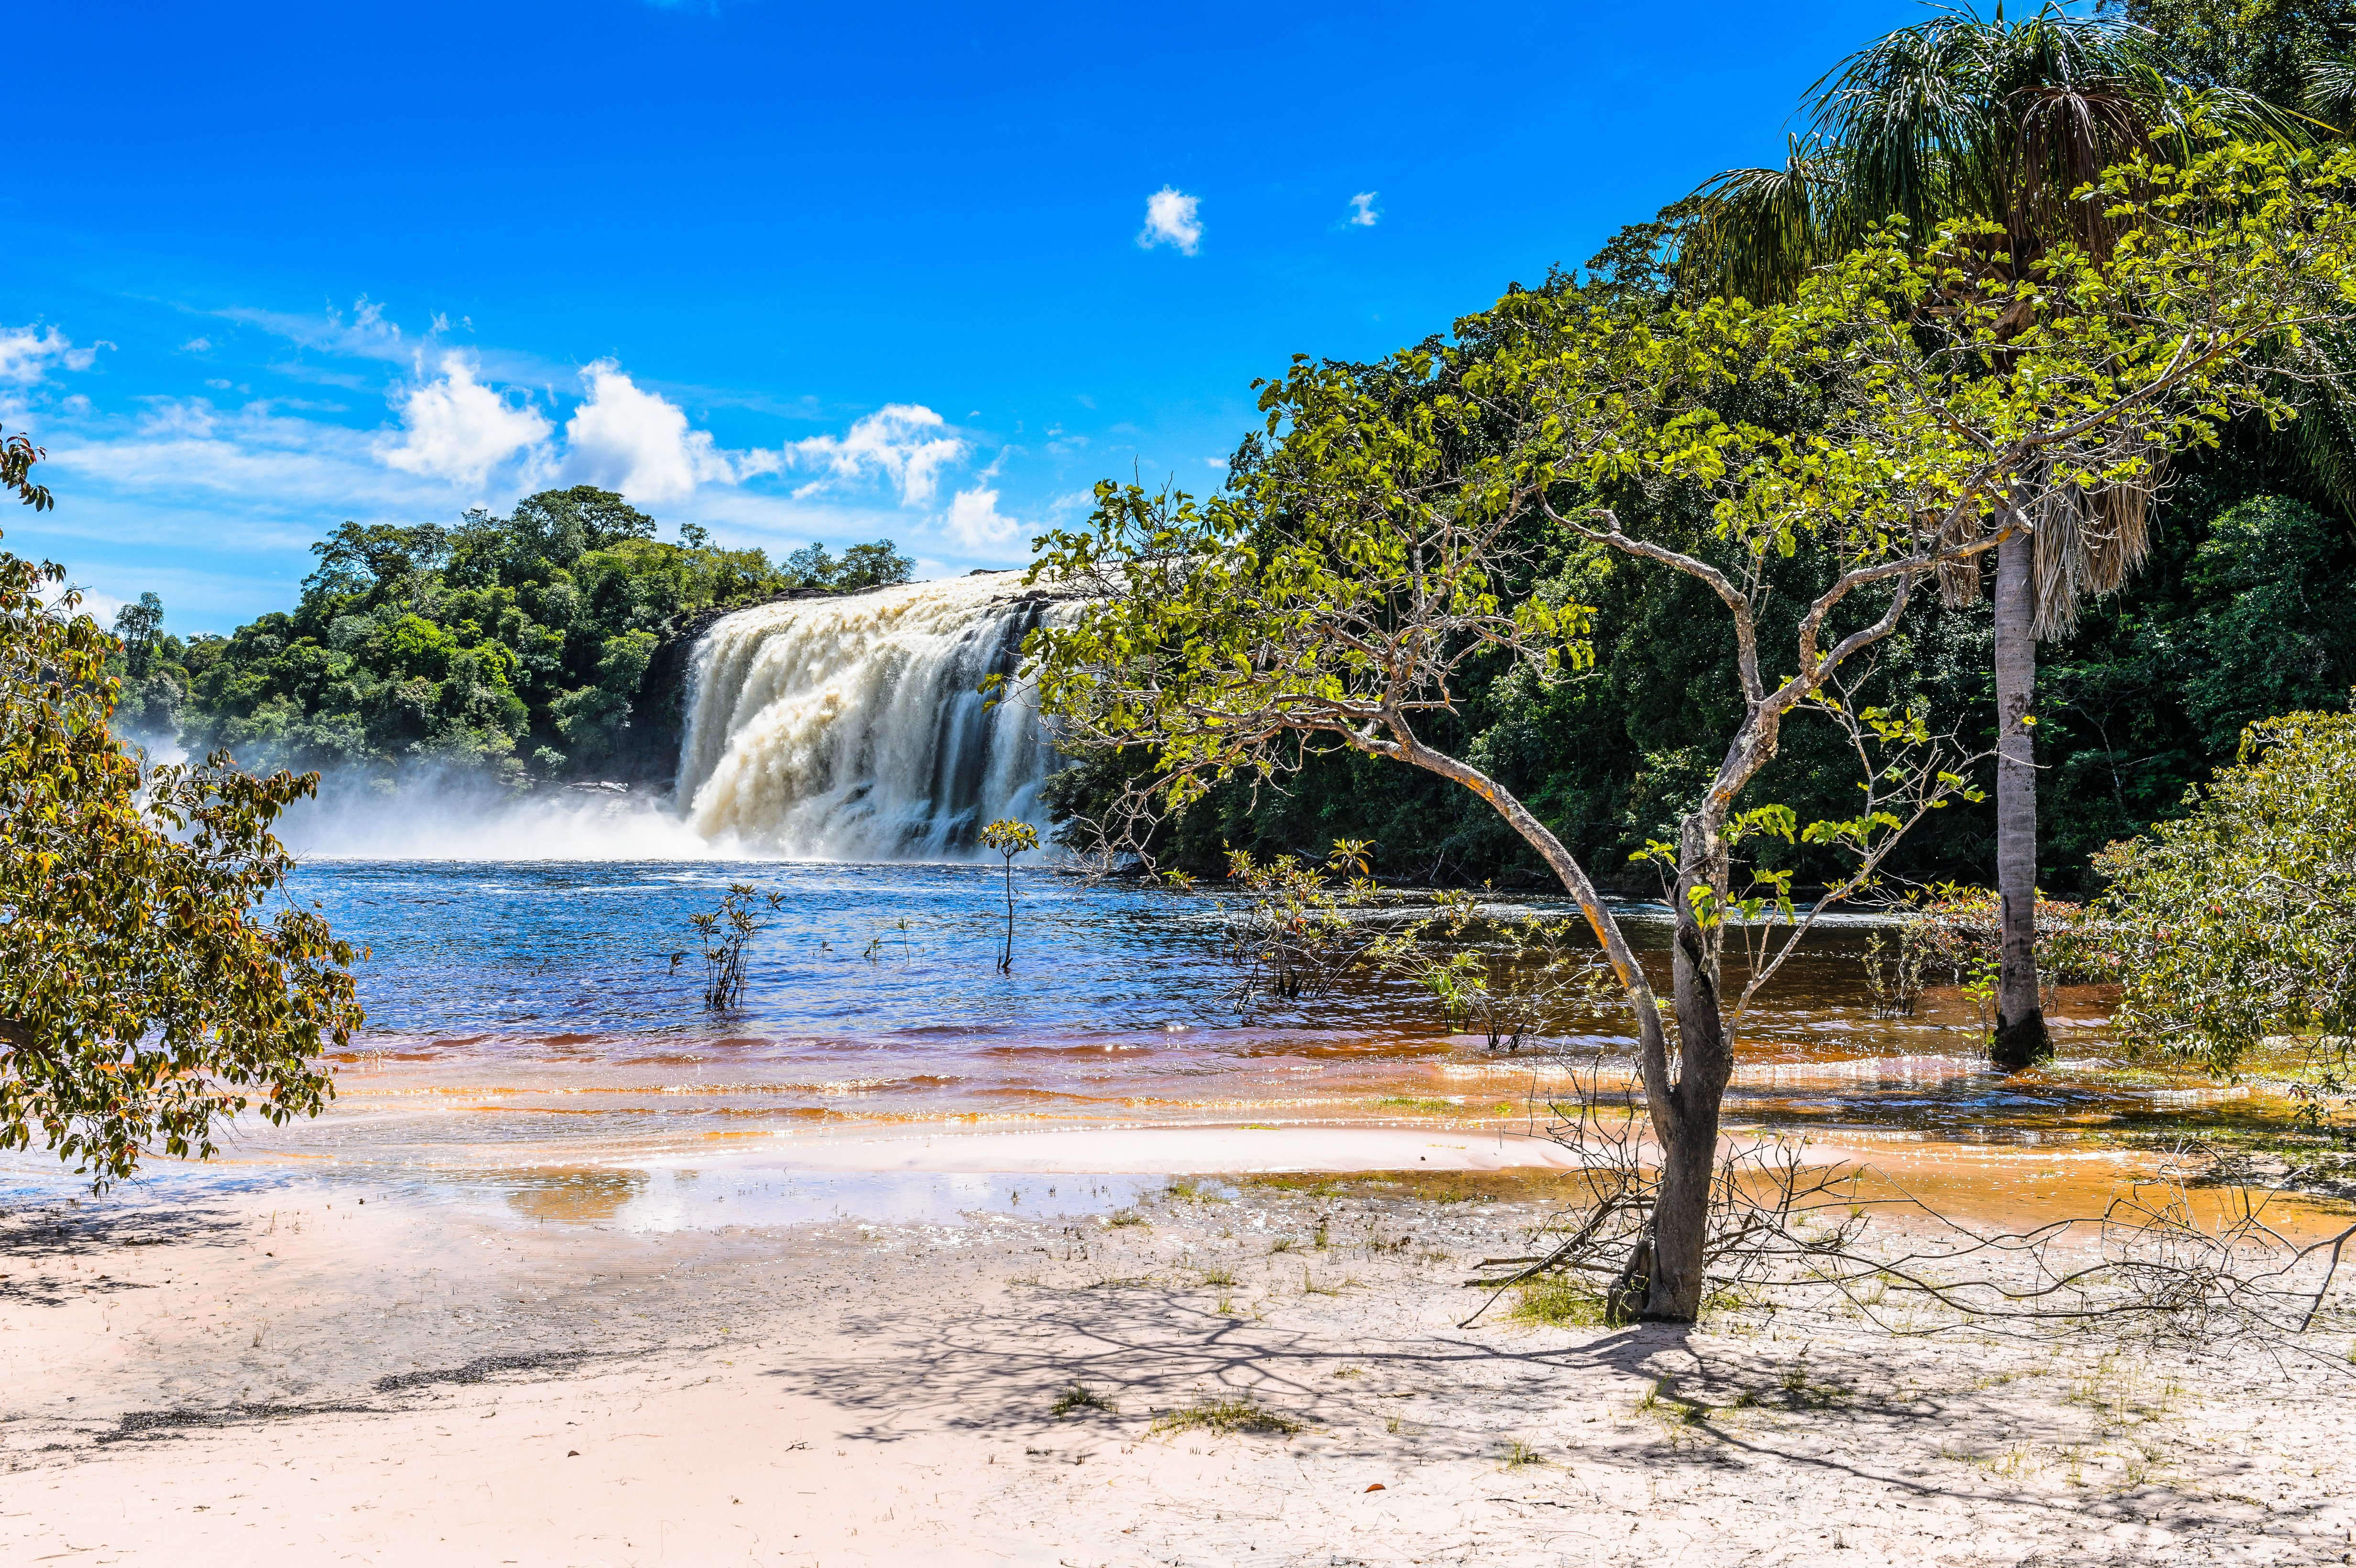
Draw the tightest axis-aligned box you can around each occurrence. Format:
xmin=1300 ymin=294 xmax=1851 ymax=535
xmin=1047 ymin=153 xmax=2356 ymax=901
xmin=1047 ymin=349 xmax=2356 ymax=899
xmin=149 ymin=487 xmax=912 ymax=786
xmin=2098 ymin=707 xmax=2356 ymax=1075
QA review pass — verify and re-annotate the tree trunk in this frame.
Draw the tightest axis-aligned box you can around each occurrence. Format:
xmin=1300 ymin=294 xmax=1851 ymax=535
xmin=1646 ymin=810 xmax=1736 ymax=1322
xmin=1394 ymin=735 xmax=1724 ymax=1324
xmin=1991 ymin=530 xmax=2049 ymax=1070
xmin=1002 ymin=860 xmax=1015 ymax=972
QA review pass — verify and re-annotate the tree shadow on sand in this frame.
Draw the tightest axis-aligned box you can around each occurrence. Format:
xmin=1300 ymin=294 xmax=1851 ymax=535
xmin=0 ymin=1195 xmax=250 ymax=1307
xmin=755 ymin=1270 xmax=2308 ymax=1543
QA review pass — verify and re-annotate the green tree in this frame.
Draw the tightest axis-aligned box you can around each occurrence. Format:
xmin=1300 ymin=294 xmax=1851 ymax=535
xmin=2098 ymin=706 xmax=2356 ymax=1076
xmin=2109 ymin=0 xmax=2356 ymax=118
xmin=832 ymin=539 xmax=915 ymax=589
xmin=111 ymin=591 xmax=164 ymax=677
xmin=782 ymin=538 xmax=915 ymax=589
xmin=0 ymin=435 xmax=363 ymax=1187
xmin=1681 ymin=3 xmax=2298 ymax=1068
xmin=1026 ymin=142 xmax=2356 ymax=1322
xmin=978 ymin=818 xmax=1039 ymax=971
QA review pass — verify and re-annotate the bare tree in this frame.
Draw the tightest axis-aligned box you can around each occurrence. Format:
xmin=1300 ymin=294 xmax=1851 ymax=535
xmin=1469 ymin=1060 xmax=2356 ymax=1351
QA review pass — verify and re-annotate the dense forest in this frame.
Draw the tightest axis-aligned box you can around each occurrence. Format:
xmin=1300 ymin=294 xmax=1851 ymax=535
xmin=110 ymin=487 xmax=911 ymax=789
xmin=1074 ymin=411 xmax=2356 ymax=898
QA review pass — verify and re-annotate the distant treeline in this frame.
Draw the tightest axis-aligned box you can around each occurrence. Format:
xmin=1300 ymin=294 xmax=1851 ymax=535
xmin=109 ymin=487 xmax=910 ymax=787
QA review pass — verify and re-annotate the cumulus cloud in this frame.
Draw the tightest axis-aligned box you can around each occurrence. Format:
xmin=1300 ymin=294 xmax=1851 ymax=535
xmin=943 ymin=485 xmax=1021 ymax=550
xmin=1138 ymin=186 xmax=1203 ymax=254
xmin=0 ymin=325 xmax=110 ymax=384
xmin=1348 ymin=191 xmax=1379 ymax=228
xmin=558 ymin=360 xmax=737 ymax=504
xmin=352 ymin=354 xmax=973 ymax=515
xmin=792 ymin=404 xmax=965 ymax=507
xmin=377 ymin=356 xmax=552 ymax=486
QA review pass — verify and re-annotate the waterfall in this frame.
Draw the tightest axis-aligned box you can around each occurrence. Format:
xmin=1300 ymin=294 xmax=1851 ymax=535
xmin=675 ymin=573 xmax=1072 ymax=859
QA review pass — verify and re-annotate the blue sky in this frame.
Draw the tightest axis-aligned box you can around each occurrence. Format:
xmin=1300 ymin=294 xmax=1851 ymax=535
xmin=5 ymin=0 xmax=1925 ymax=632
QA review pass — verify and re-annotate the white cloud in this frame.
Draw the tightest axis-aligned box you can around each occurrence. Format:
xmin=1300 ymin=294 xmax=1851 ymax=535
xmin=0 ymin=325 xmax=110 ymax=384
xmin=232 ymin=294 xmax=405 ymax=361
xmin=558 ymin=360 xmax=735 ymax=504
xmin=1138 ymin=186 xmax=1202 ymax=254
xmin=944 ymin=485 xmax=1020 ymax=550
xmin=180 ymin=337 xmax=214 ymax=353
xmin=1348 ymin=191 xmax=1379 ymax=228
xmin=376 ymin=355 xmax=552 ymax=487
xmin=791 ymin=404 xmax=964 ymax=507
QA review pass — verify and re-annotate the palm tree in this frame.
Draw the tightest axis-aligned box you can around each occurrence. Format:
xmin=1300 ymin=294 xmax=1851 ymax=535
xmin=1678 ymin=3 xmax=2291 ymax=1068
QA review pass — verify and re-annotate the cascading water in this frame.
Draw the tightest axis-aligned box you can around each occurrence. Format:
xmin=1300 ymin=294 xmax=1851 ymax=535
xmin=675 ymin=572 xmax=1075 ymax=859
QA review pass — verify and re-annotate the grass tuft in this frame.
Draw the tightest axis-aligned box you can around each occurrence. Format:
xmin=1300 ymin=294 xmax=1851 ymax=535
xmin=1149 ymin=1396 xmax=1303 ymax=1438
xmin=1105 ymin=1209 xmax=1150 ymax=1229
xmin=1507 ymin=1275 xmax=1609 ymax=1328
xmin=1050 ymin=1383 xmax=1116 ymax=1417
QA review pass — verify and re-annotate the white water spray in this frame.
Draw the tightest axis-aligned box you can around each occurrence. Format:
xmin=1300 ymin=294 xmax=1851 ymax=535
xmin=676 ymin=573 xmax=1072 ymax=859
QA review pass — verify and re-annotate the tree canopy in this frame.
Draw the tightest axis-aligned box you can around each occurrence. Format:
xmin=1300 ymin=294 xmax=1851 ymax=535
xmin=1025 ymin=132 xmax=2356 ymax=1322
xmin=0 ymin=436 xmax=363 ymax=1187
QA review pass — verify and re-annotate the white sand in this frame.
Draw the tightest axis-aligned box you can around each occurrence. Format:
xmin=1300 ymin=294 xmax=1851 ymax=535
xmin=3 ymin=1161 xmax=2352 ymax=1567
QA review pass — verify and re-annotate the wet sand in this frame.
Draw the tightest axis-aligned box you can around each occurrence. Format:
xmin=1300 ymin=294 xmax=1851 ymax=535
xmin=5 ymin=1146 xmax=2353 ymax=1568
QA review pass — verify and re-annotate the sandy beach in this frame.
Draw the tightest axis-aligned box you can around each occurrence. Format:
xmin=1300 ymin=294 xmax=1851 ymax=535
xmin=5 ymin=1131 xmax=2352 ymax=1567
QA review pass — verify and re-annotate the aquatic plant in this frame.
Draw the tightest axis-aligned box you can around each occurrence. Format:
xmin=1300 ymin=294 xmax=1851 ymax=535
xmin=978 ymin=818 xmax=1038 ymax=971
xmin=1861 ymin=885 xmax=2103 ymax=1042
xmin=1218 ymin=839 xmax=1381 ymax=1016
xmin=1364 ymin=886 xmax=1614 ymax=1052
xmin=688 ymin=883 xmax=785 ymax=1009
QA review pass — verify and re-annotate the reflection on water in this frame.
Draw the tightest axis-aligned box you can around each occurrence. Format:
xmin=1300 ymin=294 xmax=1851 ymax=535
xmin=170 ymin=859 xmax=2293 ymax=1185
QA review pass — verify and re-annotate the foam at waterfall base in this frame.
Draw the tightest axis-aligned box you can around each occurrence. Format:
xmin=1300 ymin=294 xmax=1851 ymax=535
xmin=272 ymin=767 xmax=739 ymax=861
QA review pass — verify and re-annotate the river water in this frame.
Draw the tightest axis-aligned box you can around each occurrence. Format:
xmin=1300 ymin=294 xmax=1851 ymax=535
xmin=196 ymin=859 xmax=2263 ymax=1182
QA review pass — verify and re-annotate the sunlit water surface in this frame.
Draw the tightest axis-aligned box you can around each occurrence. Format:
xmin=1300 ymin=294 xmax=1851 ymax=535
xmin=115 ymin=859 xmax=2262 ymax=1187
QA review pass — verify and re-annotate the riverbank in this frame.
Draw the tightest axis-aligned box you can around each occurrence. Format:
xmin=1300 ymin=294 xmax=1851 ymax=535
xmin=5 ymin=1165 xmax=2351 ymax=1567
